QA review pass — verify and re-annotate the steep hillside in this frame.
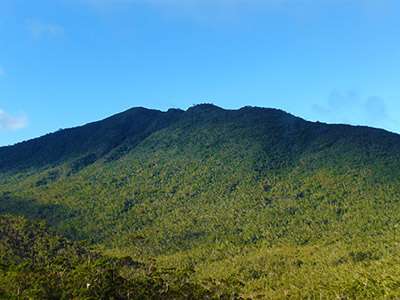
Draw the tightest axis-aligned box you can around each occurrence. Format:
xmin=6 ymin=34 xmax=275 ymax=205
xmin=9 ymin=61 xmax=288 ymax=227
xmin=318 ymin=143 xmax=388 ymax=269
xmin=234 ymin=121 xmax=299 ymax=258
xmin=0 ymin=107 xmax=183 ymax=171
xmin=0 ymin=215 xmax=232 ymax=299
xmin=2 ymin=104 xmax=400 ymax=298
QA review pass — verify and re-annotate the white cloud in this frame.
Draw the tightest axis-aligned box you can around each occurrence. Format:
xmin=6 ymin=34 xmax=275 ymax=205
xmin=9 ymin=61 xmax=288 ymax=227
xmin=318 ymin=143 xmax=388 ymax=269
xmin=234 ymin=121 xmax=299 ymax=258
xmin=27 ymin=19 xmax=64 ymax=39
xmin=0 ymin=109 xmax=28 ymax=131
xmin=80 ymin=0 xmax=302 ymax=15
xmin=87 ymin=0 xmax=288 ymax=9
xmin=88 ymin=0 xmax=274 ymax=5
xmin=81 ymin=0 xmax=393 ymax=9
xmin=80 ymin=0 xmax=296 ymax=22
xmin=75 ymin=0 xmax=392 ymax=26
xmin=80 ymin=0 xmax=398 ymax=19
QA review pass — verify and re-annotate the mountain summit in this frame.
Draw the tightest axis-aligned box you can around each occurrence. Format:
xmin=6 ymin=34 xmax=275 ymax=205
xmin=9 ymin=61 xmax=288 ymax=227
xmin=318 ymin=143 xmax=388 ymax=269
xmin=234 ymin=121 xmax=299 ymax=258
xmin=1 ymin=105 xmax=400 ymax=298
xmin=1 ymin=104 xmax=398 ymax=172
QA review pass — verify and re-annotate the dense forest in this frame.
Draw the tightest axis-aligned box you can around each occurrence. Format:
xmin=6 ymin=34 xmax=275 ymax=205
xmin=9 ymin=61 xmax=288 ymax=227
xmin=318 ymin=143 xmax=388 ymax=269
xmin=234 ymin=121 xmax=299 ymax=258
xmin=2 ymin=104 xmax=400 ymax=298
xmin=0 ymin=214 xmax=235 ymax=299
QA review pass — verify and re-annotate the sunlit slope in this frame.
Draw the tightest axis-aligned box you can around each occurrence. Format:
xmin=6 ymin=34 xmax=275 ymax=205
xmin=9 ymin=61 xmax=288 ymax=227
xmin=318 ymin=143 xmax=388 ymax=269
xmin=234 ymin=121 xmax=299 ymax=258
xmin=0 ymin=107 xmax=184 ymax=171
xmin=1 ymin=104 xmax=400 ymax=257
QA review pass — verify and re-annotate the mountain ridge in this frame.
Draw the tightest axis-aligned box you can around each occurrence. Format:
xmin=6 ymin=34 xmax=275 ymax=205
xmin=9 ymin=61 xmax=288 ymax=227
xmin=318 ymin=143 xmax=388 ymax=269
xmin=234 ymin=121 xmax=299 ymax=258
xmin=1 ymin=104 xmax=399 ymax=173
xmin=2 ymin=104 xmax=400 ymax=298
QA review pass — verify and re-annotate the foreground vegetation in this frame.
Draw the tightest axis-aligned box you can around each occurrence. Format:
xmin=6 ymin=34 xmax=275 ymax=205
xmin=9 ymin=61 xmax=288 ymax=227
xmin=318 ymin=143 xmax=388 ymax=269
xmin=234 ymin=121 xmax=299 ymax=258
xmin=2 ymin=105 xmax=400 ymax=298
xmin=0 ymin=215 xmax=237 ymax=299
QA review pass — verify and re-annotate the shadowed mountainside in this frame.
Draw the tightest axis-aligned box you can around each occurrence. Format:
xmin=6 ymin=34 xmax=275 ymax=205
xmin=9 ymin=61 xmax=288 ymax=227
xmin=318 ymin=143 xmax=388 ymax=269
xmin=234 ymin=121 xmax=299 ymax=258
xmin=1 ymin=104 xmax=399 ymax=172
xmin=0 ymin=107 xmax=184 ymax=171
xmin=2 ymin=104 xmax=400 ymax=298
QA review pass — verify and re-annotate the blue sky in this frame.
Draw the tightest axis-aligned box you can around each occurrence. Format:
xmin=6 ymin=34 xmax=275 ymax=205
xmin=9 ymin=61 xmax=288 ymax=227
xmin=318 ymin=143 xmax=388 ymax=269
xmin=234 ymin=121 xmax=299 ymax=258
xmin=0 ymin=0 xmax=399 ymax=146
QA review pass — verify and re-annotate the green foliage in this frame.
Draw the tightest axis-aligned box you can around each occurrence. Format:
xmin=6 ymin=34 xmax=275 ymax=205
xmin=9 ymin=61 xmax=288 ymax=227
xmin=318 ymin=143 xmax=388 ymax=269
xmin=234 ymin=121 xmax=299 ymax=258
xmin=0 ymin=215 xmax=235 ymax=299
xmin=0 ymin=107 xmax=184 ymax=171
xmin=2 ymin=105 xmax=400 ymax=298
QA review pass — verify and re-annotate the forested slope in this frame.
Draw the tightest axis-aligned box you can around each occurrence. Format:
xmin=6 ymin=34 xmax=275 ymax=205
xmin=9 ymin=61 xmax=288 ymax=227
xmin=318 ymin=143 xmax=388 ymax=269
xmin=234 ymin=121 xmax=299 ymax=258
xmin=2 ymin=104 xmax=400 ymax=298
xmin=0 ymin=215 xmax=234 ymax=299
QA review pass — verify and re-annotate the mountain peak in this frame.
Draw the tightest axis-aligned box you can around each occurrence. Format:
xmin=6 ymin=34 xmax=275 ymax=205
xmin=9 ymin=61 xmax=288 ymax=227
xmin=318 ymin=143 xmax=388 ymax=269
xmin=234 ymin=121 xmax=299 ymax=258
xmin=1 ymin=104 xmax=399 ymax=173
xmin=186 ymin=103 xmax=223 ymax=113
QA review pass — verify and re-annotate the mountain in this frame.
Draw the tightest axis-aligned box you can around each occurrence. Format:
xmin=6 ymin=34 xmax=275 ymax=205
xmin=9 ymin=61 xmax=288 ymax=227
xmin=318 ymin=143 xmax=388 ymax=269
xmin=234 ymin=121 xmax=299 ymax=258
xmin=2 ymin=104 xmax=400 ymax=299
xmin=0 ymin=107 xmax=184 ymax=171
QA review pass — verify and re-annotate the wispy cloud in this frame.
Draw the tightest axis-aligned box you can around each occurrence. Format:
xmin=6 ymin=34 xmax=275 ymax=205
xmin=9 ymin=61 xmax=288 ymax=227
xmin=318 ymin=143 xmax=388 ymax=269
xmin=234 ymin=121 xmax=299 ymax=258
xmin=312 ymin=90 xmax=397 ymax=131
xmin=0 ymin=109 xmax=28 ymax=131
xmin=81 ymin=0 xmax=396 ymax=11
xmin=84 ymin=0 xmax=268 ymax=6
xmin=27 ymin=19 xmax=64 ymax=39
xmin=78 ymin=0 xmax=398 ymax=25
xmin=81 ymin=0 xmax=293 ymax=14
xmin=0 ymin=66 xmax=5 ymax=77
